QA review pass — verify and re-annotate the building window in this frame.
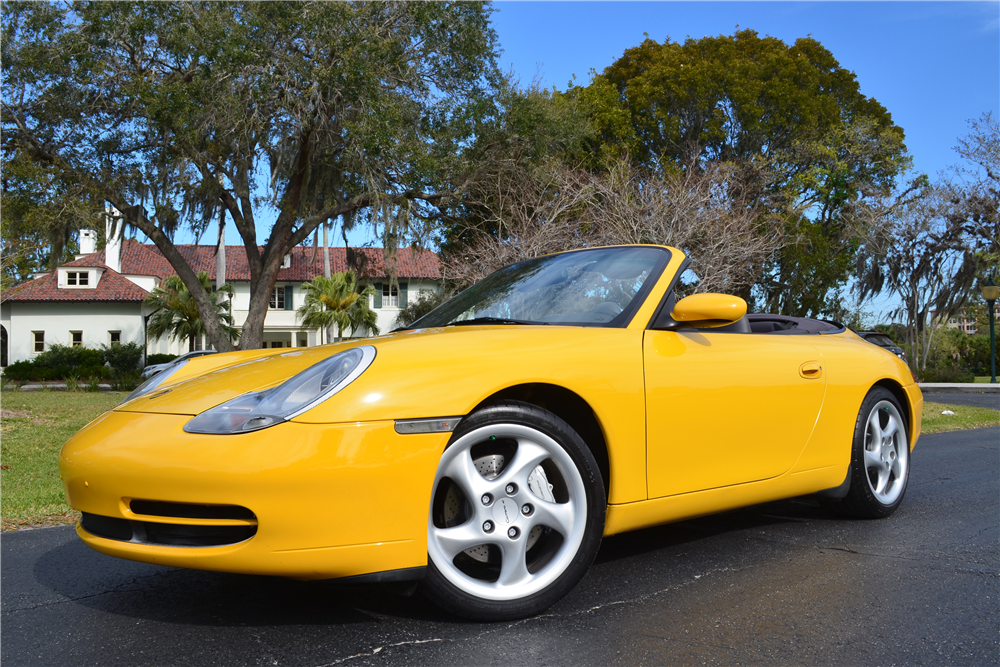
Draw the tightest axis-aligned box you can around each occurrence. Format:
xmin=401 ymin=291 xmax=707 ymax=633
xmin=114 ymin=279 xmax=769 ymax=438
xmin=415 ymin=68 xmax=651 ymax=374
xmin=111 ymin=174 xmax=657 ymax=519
xmin=33 ymin=331 xmax=45 ymax=353
xmin=192 ymin=335 xmax=203 ymax=351
xmin=71 ymin=331 xmax=83 ymax=347
xmin=66 ymin=271 xmax=89 ymax=286
xmin=382 ymin=284 xmax=399 ymax=308
xmin=269 ymin=287 xmax=285 ymax=310
xmin=108 ymin=331 xmax=121 ymax=345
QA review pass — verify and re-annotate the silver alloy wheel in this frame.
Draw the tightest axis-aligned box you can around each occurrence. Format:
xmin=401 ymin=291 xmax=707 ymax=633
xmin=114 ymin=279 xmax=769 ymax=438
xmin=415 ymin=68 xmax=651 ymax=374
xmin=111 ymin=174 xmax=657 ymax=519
xmin=427 ymin=423 xmax=588 ymax=602
xmin=862 ymin=399 xmax=908 ymax=505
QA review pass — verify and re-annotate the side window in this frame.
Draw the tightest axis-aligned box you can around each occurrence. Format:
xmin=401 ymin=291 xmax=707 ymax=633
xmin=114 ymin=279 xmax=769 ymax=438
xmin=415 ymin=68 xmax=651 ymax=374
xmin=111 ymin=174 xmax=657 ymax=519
xmin=33 ymin=331 xmax=45 ymax=353
xmin=71 ymin=331 xmax=83 ymax=347
xmin=108 ymin=331 xmax=122 ymax=345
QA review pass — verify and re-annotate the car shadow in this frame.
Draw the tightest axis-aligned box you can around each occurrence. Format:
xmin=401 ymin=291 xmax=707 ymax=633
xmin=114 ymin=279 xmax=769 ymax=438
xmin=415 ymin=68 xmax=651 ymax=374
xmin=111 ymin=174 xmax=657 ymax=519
xmin=30 ymin=496 xmax=837 ymax=626
xmin=595 ymin=495 xmax=834 ymax=564
xmin=30 ymin=537 xmax=452 ymax=626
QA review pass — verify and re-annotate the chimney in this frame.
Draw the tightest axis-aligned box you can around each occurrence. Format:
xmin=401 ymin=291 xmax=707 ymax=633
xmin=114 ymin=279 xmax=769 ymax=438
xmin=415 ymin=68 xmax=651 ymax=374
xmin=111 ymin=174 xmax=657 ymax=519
xmin=105 ymin=206 xmax=122 ymax=273
xmin=79 ymin=229 xmax=97 ymax=256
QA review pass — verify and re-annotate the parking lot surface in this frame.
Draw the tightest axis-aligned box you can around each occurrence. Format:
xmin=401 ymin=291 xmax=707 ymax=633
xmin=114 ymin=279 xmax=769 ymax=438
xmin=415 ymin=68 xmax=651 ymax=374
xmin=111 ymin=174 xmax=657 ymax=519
xmin=3 ymin=427 xmax=997 ymax=666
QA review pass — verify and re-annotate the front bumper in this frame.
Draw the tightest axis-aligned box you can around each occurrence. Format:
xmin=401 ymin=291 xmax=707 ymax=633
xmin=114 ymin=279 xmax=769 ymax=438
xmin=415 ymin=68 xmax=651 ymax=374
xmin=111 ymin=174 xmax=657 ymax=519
xmin=59 ymin=411 xmax=450 ymax=580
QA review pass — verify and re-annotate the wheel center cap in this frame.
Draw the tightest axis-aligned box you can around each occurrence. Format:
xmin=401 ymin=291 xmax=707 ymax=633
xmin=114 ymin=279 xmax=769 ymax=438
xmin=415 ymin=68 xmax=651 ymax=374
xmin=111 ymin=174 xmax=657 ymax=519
xmin=492 ymin=497 xmax=519 ymax=525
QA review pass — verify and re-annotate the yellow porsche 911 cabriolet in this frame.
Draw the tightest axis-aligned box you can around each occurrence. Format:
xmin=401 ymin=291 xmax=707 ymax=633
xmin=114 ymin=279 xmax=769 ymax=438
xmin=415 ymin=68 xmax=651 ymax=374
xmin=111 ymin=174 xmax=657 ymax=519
xmin=60 ymin=245 xmax=921 ymax=620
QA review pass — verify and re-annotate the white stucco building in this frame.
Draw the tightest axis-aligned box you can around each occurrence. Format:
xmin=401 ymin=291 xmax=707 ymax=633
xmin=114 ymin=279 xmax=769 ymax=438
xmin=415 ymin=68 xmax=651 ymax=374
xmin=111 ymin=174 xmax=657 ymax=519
xmin=1 ymin=231 xmax=442 ymax=366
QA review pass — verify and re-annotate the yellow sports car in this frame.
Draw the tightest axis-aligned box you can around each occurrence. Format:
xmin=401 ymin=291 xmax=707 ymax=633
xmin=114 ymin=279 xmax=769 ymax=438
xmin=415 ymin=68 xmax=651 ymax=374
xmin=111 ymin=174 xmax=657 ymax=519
xmin=60 ymin=245 xmax=921 ymax=620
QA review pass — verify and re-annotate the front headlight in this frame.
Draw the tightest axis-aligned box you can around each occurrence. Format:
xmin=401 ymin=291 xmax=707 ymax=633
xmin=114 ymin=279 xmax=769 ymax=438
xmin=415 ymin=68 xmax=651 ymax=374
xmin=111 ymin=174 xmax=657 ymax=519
xmin=183 ymin=346 xmax=376 ymax=434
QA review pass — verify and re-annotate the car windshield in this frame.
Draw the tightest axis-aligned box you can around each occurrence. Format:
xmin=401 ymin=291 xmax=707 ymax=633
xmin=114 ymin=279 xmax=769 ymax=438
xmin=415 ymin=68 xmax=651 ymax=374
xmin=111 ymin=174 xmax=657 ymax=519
xmin=411 ymin=246 xmax=670 ymax=329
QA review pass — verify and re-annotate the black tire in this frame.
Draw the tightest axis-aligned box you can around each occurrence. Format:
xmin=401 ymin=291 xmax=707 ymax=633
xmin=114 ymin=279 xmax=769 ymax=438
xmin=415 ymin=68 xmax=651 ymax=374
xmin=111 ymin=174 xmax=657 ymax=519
xmin=421 ymin=400 xmax=605 ymax=621
xmin=829 ymin=387 xmax=910 ymax=519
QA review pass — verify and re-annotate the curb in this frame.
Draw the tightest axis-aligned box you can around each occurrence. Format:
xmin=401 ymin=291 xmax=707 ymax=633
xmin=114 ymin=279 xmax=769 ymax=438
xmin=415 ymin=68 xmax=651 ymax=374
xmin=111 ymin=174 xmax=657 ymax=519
xmin=7 ymin=383 xmax=116 ymax=392
xmin=919 ymin=383 xmax=1000 ymax=394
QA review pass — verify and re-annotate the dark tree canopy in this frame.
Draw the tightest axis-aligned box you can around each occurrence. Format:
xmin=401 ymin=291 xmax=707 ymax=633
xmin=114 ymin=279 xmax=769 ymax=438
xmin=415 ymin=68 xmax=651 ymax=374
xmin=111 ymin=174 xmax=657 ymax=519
xmin=569 ymin=30 xmax=910 ymax=316
xmin=3 ymin=0 xmax=500 ymax=349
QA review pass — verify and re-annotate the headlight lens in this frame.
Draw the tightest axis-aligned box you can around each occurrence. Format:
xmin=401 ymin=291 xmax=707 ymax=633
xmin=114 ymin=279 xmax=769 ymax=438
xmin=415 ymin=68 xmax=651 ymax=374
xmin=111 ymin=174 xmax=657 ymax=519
xmin=183 ymin=346 xmax=376 ymax=434
xmin=122 ymin=360 xmax=190 ymax=404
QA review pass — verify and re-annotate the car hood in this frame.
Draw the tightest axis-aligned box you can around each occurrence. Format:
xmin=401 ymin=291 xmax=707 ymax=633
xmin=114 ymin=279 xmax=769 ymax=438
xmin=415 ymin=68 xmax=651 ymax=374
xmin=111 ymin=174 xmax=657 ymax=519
xmin=116 ymin=325 xmax=642 ymax=423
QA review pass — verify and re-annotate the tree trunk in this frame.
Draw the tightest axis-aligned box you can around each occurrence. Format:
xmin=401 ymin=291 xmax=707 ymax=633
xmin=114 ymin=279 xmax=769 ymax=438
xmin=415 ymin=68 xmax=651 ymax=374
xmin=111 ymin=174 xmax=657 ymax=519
xmin=323 ymin=222 xmax=331 ymax=278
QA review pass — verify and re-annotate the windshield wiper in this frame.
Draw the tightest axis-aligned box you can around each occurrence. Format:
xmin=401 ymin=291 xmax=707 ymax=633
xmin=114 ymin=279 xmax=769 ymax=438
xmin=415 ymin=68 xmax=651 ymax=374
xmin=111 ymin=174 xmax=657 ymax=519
xmin=448 ymin=317 xmax=548 ymax=327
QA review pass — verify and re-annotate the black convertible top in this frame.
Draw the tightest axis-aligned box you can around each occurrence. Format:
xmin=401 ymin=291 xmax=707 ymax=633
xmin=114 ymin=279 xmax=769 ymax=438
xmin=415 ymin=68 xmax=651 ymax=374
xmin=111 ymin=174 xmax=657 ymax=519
xmin=745 ymin=313 xmax=845 ymax=335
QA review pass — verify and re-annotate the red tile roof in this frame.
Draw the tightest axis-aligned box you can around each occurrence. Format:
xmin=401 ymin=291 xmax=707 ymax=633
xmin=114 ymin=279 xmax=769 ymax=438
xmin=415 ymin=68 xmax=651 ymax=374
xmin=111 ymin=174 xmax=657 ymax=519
xmin=1 ymin=268 xmax=150 ymax=303
xmin=63 ymin=241 xmax=175 ymax=280
xmin=2 ymin=242 xmax=440 ymax=304
xmin=66 ymin=240 xmax=440 ymax=282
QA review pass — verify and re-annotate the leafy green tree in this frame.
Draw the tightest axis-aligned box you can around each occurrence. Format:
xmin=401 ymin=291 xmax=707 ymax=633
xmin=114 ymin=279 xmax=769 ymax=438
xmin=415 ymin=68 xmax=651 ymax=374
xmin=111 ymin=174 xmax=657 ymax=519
xmin=1 ymin=148 xmax=103 ymax=289
xmin=297 ymin=271 xmax=379 ymax=342
xmin=145 ymin=272 xmax=237 ymax=352
xmin=856 ymin=115 xmax=999 ymax=371
xmin=3 ymin=1 xmax=499 ymax=350
xmin=569 ymin=30 xmax=909 ymax=315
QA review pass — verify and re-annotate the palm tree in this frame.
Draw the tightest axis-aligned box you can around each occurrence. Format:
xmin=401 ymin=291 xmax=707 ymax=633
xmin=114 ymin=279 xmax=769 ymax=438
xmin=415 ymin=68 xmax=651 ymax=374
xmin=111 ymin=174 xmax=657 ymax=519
xmin=297 ymin=271 xmax=379 ymax=343
xmin=145 ymin=272 xmax=237 ymax=351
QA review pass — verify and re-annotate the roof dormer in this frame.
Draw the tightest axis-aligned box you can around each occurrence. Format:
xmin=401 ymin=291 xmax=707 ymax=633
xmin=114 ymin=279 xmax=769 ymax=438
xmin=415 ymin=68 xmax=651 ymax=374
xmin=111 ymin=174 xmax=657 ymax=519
xmin=58 ymin=267 xmax=103 ymax=289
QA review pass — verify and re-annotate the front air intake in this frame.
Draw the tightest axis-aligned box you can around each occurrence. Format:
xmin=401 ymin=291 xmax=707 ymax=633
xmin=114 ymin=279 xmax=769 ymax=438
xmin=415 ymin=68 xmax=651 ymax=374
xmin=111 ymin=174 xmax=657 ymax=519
xmin=81 ymin=504 xmax=258 ymax=548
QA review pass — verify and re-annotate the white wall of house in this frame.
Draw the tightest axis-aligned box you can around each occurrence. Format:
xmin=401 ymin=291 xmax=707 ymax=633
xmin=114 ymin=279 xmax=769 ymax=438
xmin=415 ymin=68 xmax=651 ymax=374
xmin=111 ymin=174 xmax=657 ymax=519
xmin=225 ymin=278 xmax=441 ymax=347
xmin=1 ymin=301 xmax=144 ymax=365
xmin=369 ymin=278 xmax=440 ymax=335
xmin=2 ymin=275 xmax=444 ymax=365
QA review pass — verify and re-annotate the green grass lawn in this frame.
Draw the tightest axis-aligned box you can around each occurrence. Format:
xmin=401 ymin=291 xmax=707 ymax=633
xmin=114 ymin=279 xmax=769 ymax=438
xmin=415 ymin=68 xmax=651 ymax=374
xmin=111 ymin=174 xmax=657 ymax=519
xmin=974 ymin=376 xmax=997 ymax=383
xmin=1 ymin=391 xmax=998 ymax=531
xmin=922 ymin=400 xmax=1000 ymax=434
xmin=1 ymin=391 xmax=123 ymax=531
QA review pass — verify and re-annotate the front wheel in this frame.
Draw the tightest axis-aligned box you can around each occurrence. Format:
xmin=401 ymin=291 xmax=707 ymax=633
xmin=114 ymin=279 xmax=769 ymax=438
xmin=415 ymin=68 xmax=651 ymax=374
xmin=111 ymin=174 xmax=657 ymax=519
xmin=831 ymin=387 xmax=911 ymax=519
xmin=422 ymin=401 xmax=605 ymax=620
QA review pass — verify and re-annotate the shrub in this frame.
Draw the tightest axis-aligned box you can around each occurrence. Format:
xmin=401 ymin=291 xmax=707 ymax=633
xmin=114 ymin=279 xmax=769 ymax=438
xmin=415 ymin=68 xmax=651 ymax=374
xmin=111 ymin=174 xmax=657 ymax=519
xmin=146 ymin=353 xmax=178 ymax=366
xmin=34 ymin=344 xmax=103 ymax=370
xmin=918 ymin=364 xmax=975 ymax=383
xmin=3 ymin=360 xmax=38 ymax=382
xmin=102 ymin=342 xmax=143 ymax=375
xmin=109 ymin=369 xmax=143 ymax=392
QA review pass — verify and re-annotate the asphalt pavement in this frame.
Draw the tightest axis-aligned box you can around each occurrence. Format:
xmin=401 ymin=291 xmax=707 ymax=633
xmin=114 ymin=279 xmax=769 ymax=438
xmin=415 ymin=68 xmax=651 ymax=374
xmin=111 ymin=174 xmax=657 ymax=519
xmin=923 ymin=391 xmax=1000 ymax=411
xmin=3 ymin=427 xmax=997 ymax=666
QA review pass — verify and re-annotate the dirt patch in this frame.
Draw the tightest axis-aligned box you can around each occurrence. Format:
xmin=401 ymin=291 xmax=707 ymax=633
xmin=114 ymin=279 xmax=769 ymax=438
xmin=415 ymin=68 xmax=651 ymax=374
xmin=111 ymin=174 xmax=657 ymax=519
xmin=1 ymin=512 xmax=79 ymax=532
xmin=1 ymin=409 xmax=32 ymax=420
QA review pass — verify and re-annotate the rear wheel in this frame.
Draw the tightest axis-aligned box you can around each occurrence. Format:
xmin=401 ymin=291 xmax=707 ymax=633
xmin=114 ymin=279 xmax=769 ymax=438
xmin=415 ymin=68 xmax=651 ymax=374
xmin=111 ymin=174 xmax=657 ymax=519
xmin=831 ymin=387 xmax=910 ymax=518
xmin=422 ymin=401 xmax=605 ymax=620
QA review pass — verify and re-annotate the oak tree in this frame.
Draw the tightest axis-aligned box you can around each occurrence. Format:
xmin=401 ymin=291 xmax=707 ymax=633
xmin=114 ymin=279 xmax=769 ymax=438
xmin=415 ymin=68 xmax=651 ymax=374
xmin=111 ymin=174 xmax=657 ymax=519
xmin=3 ymin=1 xmax=499 ymax=349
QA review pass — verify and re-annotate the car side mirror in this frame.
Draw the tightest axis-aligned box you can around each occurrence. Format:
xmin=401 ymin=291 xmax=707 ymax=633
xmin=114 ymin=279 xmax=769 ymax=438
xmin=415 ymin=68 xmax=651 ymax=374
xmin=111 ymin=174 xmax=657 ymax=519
xmin=668 ymin=293 xmax=747 ymax=329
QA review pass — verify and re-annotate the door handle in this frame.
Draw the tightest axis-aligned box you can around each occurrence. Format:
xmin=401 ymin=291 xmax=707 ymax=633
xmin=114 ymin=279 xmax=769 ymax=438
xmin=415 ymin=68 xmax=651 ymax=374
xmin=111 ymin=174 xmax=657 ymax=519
xmin=799 ymin=361 xmax=823 ymax=379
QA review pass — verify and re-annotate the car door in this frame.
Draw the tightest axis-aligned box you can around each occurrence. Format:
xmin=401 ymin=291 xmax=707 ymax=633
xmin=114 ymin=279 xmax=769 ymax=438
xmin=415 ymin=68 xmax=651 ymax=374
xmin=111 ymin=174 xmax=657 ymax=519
xmin=644 ymin=329 xmax=826 ymax=498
